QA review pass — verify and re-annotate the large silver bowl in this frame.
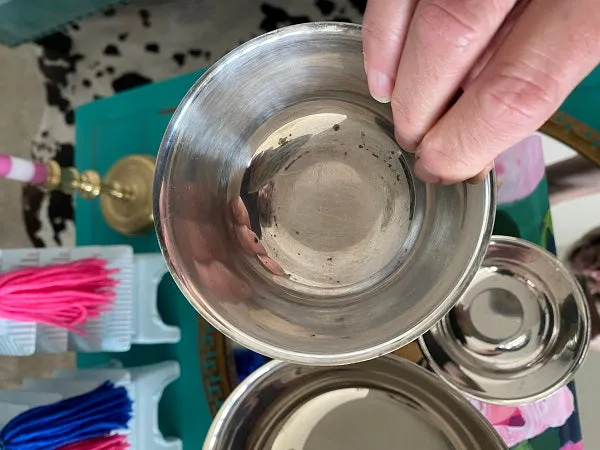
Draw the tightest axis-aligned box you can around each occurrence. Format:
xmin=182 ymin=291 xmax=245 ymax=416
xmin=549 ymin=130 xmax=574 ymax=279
xmin=204 ymin=356 xmax=507 ymax=449
xmin=154 ymin=22 xmax=495 ymax=365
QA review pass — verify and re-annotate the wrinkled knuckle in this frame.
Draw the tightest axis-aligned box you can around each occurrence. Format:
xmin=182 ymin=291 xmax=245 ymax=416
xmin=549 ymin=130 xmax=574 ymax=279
xmin=390 ymin=95 xmax=407 ymax=118
xmin=391 ymin=96 xmax=422 ymax=138
xmin=363 ymin=16 xmax=406 ymax=50
xmin=416 ymin=0 xmax=479 ymax=51
xmin=361 ymin=17 xmax=378 ymax=42
xmin=421 ymin=130 xmax=486 ymax=179
xmin=481 ymin=65 xmax=563 ymax=127
xmin=362 ymin=17 xmax=387 ymax=47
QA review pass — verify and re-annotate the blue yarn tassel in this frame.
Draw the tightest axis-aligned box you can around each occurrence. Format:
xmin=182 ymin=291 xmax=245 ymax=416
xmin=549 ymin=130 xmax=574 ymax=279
xmin=0 ymin=381 xmax=132 ymax=450
xmin=233 ymin=347 xmax=269 ymax=383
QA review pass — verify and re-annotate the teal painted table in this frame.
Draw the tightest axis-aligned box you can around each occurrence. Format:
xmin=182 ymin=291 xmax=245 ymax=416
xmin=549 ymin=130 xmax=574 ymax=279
xmin=563 ymin=65 xmax=600 ymax=133
xmin=75 ymin=70 xmax=220 ymax=450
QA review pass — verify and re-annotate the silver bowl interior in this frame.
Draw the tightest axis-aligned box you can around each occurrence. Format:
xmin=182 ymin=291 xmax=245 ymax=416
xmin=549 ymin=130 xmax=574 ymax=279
xmin=154 ymin=22 xmax=495 ymax=364
xmin=204 ymin=356 xmax=507 ymax=449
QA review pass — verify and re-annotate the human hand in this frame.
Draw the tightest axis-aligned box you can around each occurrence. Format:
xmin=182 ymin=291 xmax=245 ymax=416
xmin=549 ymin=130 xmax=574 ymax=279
xmin=363 ymin=0 xmax=600 ymax=183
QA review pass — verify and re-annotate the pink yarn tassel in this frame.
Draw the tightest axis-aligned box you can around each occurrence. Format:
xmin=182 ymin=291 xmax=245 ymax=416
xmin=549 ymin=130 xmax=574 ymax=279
xmin=58 ymin=434 xmax=130 ymax=450
xmin=0 ymin=258 xmax=119 ymax=333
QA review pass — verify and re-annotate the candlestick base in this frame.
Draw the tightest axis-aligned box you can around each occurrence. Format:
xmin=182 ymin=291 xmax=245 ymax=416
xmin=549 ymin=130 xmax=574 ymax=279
xmin=101 ymin=155 xmax=155 ymax=236
xmin=44 ymin=155 xmax=155 ymax=236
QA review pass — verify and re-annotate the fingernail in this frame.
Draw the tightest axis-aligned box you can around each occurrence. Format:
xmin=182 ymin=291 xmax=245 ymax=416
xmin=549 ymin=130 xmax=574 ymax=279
xmin=414 ymin=156 xmax=441 ymax=184
xmin=367 ymin=69 xmax=393 ymax=103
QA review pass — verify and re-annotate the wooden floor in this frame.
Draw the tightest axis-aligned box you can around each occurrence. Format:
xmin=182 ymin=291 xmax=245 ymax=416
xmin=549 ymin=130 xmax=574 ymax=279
xmin=0 ymin=353 xmax=75 ymax=389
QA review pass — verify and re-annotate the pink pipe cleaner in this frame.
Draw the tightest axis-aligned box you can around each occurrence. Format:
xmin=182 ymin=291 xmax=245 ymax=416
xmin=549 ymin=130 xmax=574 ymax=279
xmin=58 ymin=434 xmax=130 ymax=450
xmin=0 ymin=258 xmax=119 ymax=333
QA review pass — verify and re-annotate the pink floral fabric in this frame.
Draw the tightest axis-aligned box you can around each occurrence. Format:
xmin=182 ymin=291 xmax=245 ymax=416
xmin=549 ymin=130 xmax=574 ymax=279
xmin=487 ymin=132 xmax=582 ymax=449
xmin=560 ymin=441 xmax=584 ymax=450
xmin=495 ymin=135 xmax=546 ymax=204
xmin=470 ymin=387 xmax=575 ymax=448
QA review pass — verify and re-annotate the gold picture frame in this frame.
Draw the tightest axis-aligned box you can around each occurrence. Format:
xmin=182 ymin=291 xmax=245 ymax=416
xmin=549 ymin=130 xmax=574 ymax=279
xmin=541 ymin=111 xmax=600 ymax=167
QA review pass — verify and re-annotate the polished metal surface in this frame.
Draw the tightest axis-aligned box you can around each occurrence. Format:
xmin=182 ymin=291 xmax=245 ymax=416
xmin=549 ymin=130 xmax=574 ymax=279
xmin=44 ymin=155 xmax=155 ymax=236
xmin=204 ymin=355 xmax=506 ymax=450
xmin=101 ymin=155 xmax=156 ymax=236
xmin=419 ymin=236 xmax=591 ymax=405
xmin=154 ymin=22 xmax=495 ymax=365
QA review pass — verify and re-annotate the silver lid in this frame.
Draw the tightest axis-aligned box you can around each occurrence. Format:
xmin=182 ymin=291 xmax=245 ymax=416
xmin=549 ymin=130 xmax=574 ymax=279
xmin=419 ymin=236 xmax=590 ymax=405
xmin=204 ymin=355 xmax=506 ymax=449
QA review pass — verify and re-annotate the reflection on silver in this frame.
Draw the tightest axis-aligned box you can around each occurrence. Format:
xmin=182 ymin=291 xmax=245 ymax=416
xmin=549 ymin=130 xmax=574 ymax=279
xmin=419 ymin=236 xmax=591 ymax=405
xmin=154 ymin=22 xmax=495 ymax=365
xmin=204 ymin=356 xmax=506 ymax=450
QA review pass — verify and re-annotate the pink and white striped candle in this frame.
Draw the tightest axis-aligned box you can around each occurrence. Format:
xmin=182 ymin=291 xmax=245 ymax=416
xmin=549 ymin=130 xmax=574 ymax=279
xmin=0 ymin=154 xmax=48 ymax=185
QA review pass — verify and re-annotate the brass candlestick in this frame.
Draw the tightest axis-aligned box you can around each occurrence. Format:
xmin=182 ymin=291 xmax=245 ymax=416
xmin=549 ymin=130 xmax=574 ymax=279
xmin=43 ymin=155 xmax=156 ymax=236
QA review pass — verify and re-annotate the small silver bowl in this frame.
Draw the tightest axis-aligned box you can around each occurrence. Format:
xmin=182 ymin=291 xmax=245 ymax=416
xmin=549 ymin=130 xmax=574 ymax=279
xmin=204 ymin=356 xmax=507 ymax=449
xmin=419 ymin=236 xmax=591 ymax=405
xmin=154 ymin=22 xmax=495 ymax=365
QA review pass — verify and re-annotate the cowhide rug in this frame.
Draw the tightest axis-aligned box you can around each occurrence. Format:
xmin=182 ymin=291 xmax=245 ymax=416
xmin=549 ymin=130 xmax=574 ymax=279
xmin=25 ymin=0 xmax=365 ymax=247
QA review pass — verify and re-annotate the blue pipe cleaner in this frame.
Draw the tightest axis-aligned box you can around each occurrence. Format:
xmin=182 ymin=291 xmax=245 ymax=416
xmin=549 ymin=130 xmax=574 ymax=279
xmin=0 ymin=381 xmax=132 ymax=450
xmin=233 ymin=347 xmax=269 ymax=382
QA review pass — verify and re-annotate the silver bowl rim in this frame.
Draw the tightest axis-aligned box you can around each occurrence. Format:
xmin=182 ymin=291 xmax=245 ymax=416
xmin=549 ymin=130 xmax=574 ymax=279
xmin=154 ymin=21 xmax=497 ymax=365
xmin=418 ymin=235 xmax=591 ymax=405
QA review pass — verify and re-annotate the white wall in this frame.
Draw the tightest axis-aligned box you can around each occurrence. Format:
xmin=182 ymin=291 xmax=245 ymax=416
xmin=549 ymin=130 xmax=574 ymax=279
xmin=542 ymin=135 xmax=600 ymax=447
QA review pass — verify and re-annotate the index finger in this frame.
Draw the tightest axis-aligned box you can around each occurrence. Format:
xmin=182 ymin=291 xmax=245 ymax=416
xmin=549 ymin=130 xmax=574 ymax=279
xmin=362 ymin=0 xmax=417 ymax=103
xmin=415 ymin=0 xmax=600 ymax=184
